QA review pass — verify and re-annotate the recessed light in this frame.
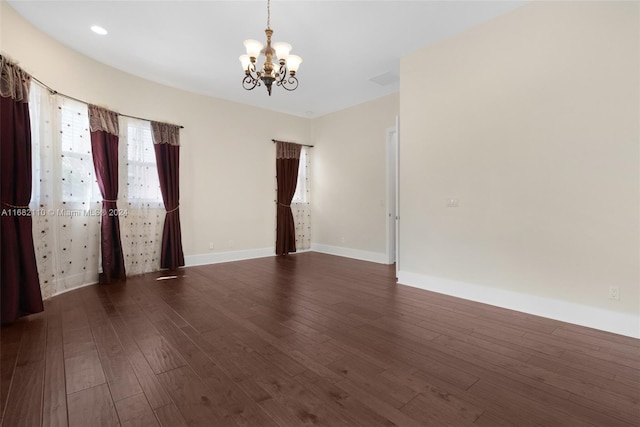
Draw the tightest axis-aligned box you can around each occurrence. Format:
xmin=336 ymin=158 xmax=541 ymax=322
xmin=90 ymin=25 xmax=108 ymax=35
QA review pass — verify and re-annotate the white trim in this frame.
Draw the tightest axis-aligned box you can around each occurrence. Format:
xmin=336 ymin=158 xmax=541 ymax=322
xmin=386 ymin=125 xmax=398 ymax=265
xmin=185 ymin=247 xmax=275 ymax=267
xmin=397 ymin=270 xmax=640 ymax=339
xmin=394 ymin=114 xmax=400 ymax=275
xmin=311 ymin=243 xmax=388 ymax=264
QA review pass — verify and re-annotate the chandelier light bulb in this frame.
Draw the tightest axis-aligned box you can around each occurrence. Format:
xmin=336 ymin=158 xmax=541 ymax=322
xmin=286 ymin=55 xmax=302 ymax=74
xmin=243 ymin=39 xmax=264 ymax=59
xmin=239 ymin=54 xmax=252 ymax=71
xmin=273 ymin=42 xmax=292 ymax=61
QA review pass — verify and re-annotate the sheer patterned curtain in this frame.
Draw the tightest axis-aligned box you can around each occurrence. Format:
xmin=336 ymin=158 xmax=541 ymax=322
xmin=29 ymin=82 xmax=101 ymax=298
xmin=119 ymin=117 xmax=164 ymax=275
xmin=291 ymin=146 xmax=311 ymax=250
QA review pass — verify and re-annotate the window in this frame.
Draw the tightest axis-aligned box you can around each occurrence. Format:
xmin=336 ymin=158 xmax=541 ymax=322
xmin=121 ymin=118 xmax=163 ymax=206
xmin=291 ymin=146 xmax=311 ymax=249
xmin=118 ymin=117 xmax=163 ymax=275
xmin=292 ymin=147 xmax=308 ymax=203
xmin=59 ymin=99 xmax=99 ymax=207
xmin=30 ymin=91 xmax=100 ymax=209
xmin=28 ymin=83 xmax=102 ymax=299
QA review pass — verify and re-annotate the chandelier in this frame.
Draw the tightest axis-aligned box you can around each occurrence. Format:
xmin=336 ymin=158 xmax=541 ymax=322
xmin=239 ymin=0 xmax=302 ymax=96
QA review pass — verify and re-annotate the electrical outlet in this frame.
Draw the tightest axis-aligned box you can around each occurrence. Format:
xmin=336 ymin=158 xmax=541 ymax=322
xmin=447 ymin=198 xmax=459 ymax=207
xmin=608 ymin=286 xmax=619 ymax=300
xmin=208 ymin=242 xmax=214 ymax=250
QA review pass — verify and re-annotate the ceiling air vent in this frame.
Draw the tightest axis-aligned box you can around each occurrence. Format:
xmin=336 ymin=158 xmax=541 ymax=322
xmin=368 ymin=72 xmax=399 ymax=86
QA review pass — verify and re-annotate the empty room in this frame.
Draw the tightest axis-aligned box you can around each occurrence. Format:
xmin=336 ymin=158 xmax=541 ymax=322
xmin=1 ymin=1 xmax=638 ymax=426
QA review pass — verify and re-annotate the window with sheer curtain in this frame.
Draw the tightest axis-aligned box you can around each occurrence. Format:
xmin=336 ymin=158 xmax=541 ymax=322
xmin=291 ymin=146 xmax=311 ymax=249
xmin=29 ymin=83 xmax=166 ymax=297
xmin=29 ymin=82 xmax=101 ymax=298
xmin=118 ymin=117 xmax=164 ymax=275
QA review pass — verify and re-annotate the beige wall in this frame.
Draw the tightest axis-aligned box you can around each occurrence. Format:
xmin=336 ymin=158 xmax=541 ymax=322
xmin=1 ymin=3 xmax=310 ymax=260
xmin=4 ymin=1 xmax=638 ymax=336
xmin=311 ymin=93 xmax=399 ymax=261
xmin=399 ymin=1 xmax=639 ymax=336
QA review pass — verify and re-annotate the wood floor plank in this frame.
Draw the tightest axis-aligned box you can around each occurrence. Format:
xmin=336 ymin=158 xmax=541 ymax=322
xmin=155 ymin=366 xmax=229 ymax=426
xmin=552 ymin=327 xmax=640 ymax=354
xmin=468 ymin=378 xmax=590 ymax=426
xmin=64 ymin=349 xmax=106 ymax=394
xmin=136 ymin=336 xmax=186 ymax=375
xmin=115 ymin=392 xmax=159 ymax=427
xmin=527 ymin=353 xmax=639 ymax=401
xmin=379 ymin=368 xmax=483 ymax=425
xmin=153 ymin=403 xmax=188 ymax=427
xmin=336 ymin=377 xmax=424 ymax=427
xmin=328 ymin=356 xmax=418 ymax=409
xmin=472 ymin=409 xmax=521 ymax=426
xmin=1 ymin=360 xmax=45 ymax=427
xmin=2 ymin=315 xmax=47 ymax=427
xmin=42 ymin=302 xmax=68 ymax=427
xmin=200 ymin=376 xmax=279 ymax=427
xmin=135 ymin=374 xmax=172 ymax=410
xmin=108 ymin=316 xmax=157 ymax=378
xmin=1 ymin=253 xmax=637 ymax=426
xmin=67 ymin=383 xmax=119 ymax=427
xmin=469 ymin=376 xmax=632 ymax=427
xmin=15 ymin=315 xmax=47 ymax=366
xmin=90 ymin=324 xmax=126 ymax=360
xmin=59 ymin=294 xmax=90 ymax=333
xmin=62 ymin=326 xmax=97 ymax=359
xmin=253 ymin=369 xmax=359 ymax=426
xmin=0 ymin=320 xmax=24 ymax=421
xmin=400 ymin=391 xmax=482 ymax=425
xmin=296 ymin=370 xmax=397 ymax=427
xmin=101 ymin=354 xmax=144 ymax=402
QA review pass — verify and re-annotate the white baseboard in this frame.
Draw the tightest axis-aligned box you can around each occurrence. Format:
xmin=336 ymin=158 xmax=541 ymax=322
xmin=185 ymin=247 xmax=275 ymax=267
xmin=311 ymin=243 xmax=389 ymax=264
xmin=397 ymin=270 xmax=640 ymax=339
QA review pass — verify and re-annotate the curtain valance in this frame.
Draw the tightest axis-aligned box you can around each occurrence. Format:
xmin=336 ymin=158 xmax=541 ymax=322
xmin=151 ymin=121 xmax=180 ymax=146
xmin=0 ymin=57 xmax=30 ymax=102
xmin=88 ymin=104 xmax=119 ymax=135
xmin=275 ymin=140 xmax=301 ymax=159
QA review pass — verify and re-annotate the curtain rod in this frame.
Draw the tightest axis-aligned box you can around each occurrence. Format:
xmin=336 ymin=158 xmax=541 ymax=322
xmin=31 ymin=76 xmax=185 ymax=129
xmin=272 ymin=139 xmax=314 ymax=148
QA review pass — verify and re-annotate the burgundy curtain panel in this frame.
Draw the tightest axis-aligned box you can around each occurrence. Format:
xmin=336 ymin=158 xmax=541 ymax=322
xmin=275 ymin=141 xmax=301 ymax=255
xmin=151 ymin=122 xmax=184 ymax=270
xmin=89 ymin=105 xmax=126 ymax=284
xmin=0 ymin=58 xmax=44 ymax=323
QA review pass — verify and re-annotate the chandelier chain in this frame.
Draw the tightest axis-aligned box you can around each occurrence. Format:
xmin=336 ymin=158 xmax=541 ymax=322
xmin=267 ymin=0 xmax=271 ymax=29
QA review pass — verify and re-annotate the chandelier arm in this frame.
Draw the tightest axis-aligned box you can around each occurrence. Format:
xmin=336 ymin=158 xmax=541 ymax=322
xmin=278 ymin=75 xmax=299 ymax=91
xmin=242 ymin=62 xmax=263 ymax=90
xmin=242 ymin=74 xmax=261 ymax=90
xmin=275 ymin=63 xmax=288 ymax=84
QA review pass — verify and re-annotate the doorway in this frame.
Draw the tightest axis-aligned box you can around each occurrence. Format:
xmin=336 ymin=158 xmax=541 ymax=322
xmin=386 ymin=119 xmax=399 ymax=273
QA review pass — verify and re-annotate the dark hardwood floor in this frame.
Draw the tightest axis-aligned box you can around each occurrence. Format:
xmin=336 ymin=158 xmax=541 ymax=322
xmin=1 ymin=252 xmax=639 ymax=426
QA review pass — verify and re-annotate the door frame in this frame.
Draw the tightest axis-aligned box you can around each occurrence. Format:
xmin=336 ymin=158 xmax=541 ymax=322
xmin=386 ymin=118 xmax=399 ymax=271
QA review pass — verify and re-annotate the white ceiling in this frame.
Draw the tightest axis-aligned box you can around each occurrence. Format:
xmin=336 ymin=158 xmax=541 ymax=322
xmin=8 ymin=0 xmax=526 ymax=118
